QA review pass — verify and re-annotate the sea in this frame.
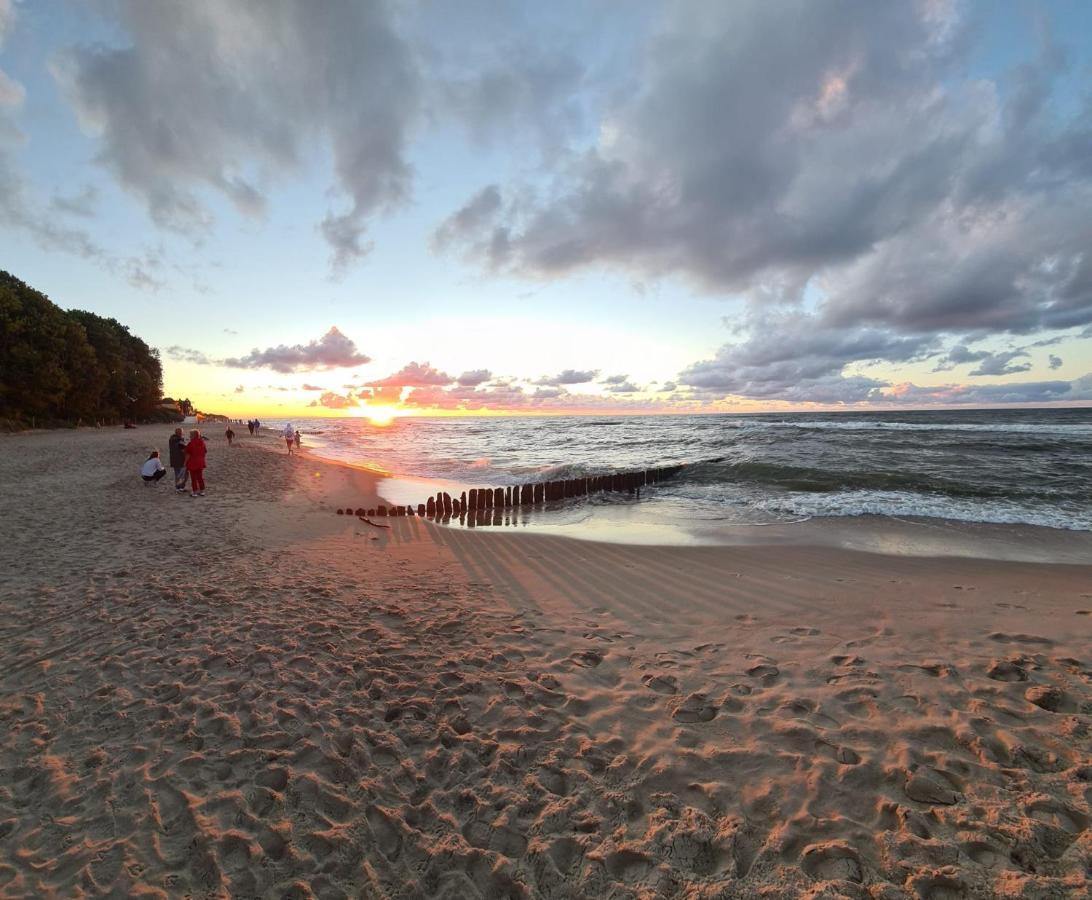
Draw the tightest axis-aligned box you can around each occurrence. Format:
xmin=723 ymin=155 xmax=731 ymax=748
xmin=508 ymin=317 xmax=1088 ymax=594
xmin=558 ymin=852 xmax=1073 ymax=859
xmin=261 ymin=408 xmax=1092 ymax=551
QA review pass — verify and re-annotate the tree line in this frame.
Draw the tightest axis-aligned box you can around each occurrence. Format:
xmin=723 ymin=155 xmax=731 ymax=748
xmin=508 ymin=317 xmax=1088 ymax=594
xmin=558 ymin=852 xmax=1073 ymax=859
xmin=0 ymin=270 xmax=168 ymax=427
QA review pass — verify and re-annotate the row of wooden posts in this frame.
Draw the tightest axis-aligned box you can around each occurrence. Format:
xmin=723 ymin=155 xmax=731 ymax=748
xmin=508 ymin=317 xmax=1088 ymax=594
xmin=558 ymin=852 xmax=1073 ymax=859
xmin=334 ymin=464 xmax=685 ymax=519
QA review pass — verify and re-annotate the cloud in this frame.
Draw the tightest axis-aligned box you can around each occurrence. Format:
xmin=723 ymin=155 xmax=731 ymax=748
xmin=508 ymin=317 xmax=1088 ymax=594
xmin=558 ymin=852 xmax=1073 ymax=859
xmin=222 ymin=327 xmax=370 ymax=373
xmin=300 ymin=383 xmax=324 ymax=391
xmin=367 ymin=361 xmax=453 ymax=388
xmin=932 ymin=345 xmax=991 ymax=372
xmin=436 ymin=1 xmax=1092 ymax=384
xmin=52 ymin=0 xmax=419 ymax=270
xmin=50 ymin=185 xmax=99 ymax=217
xmin=967 ymin=349 xmax=1031 ymax=377
xmin=535 ymin=368 xmax=598 ymax=386
xmin=605 ymin=381 xmax=641 ymax=393
xmin=932 ymin=344 xmax=1034 ymax=376
xmin=0 ymin=1 xmax=22 ymax=110
xmin=456 ymin=368 xmax=492 ymax=387
xmin=429 ymin=28 xmax=587 ymax=162
xmin=432 ymin=186 xmax=503 ymax=254
xmin=887 ymin=376 xmax=1092 ymax=406
xmin=308 ymin=390 xmax=360 ymax=409
xmin=234 ymin=385 xmax=244 ymax=393
xmin=166 ymin=345 xmax=212 ymax=365
xmin=1049 ymin=354 xmax=1063 ymax=370
xmin=600 ymin=374 xmax=629 ymax=385
xmin=532 ymin=386 xmax=566 ymax=399
xmin=679 ymin=311 xmax=935 ymax=402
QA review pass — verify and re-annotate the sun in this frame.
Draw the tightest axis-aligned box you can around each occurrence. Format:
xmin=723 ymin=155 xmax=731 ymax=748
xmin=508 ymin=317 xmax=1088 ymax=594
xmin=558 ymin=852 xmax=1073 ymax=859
xmin=363 ymin=405 xmax=398 ymax=426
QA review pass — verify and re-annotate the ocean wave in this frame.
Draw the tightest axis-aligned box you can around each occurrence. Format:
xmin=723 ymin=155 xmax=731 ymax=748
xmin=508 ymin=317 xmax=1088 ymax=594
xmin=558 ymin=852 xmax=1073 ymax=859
xmin=767 ymin=420 xmax=1092 ymax=435
xmin=749 ymin=490 xmax=1092 ymax=531
xmin=677 ymin=459 xmax=1061 ymax=499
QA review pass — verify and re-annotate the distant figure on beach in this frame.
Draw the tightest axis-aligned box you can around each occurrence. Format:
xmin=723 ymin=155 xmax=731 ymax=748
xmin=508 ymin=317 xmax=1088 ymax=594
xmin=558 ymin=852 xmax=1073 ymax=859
xmin=247 ymin=420 xmax=254 ymax=436
xmin=185 ymin=429 xmax=208 ymax=497
xmin=141 ymin=450 xmax=166 ymax=483
xmin=254 ymin=419 xmax=261 ymax=435
xmin=283 ymin=422 xmax=296 ymax=454
xmin=225 ymin=425 xmax=235 ymax=446
xmin=294 ymin=429 xmax=301 ymax=450
xmin=168 ymin=427 xmax=188 ymax=493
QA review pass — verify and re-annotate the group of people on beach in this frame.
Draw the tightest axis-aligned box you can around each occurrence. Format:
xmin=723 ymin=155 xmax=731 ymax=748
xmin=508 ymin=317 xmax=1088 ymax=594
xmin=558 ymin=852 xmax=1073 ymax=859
xmin=141 ymin=420 xmax=302 ymax=494
xmin=141 ymin=427 xmax=207 ymax=496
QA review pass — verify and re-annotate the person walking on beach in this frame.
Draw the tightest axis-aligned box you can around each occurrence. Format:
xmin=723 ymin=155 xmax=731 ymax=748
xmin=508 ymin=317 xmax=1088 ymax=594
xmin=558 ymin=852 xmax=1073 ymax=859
xmin=225 ymin=424 xmax=235 ymax=446
xmin=141 ymin=450 xmax=166 ymax=484
xmin=247 ymin=419 xmax=254 ymax=436
xmin=168 ymin=427 xmax=188 ymax=493
xmin=294 ymin=429 xmax=302 ymax=451
xmin=283 ymin=422 xmax=296 ymax=454
xmin=185 ymin=429 xmax=208 ymax=497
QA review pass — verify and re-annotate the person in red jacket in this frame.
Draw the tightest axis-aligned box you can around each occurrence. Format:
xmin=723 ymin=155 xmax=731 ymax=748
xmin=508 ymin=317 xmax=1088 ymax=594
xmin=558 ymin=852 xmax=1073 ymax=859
xmin=185 ymin=429 xmax=208 ymax=497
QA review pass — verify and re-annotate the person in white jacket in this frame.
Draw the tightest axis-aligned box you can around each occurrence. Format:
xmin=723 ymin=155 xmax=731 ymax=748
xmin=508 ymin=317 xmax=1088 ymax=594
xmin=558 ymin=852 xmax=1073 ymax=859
xmin=283 ymin=423 xmax=295 ymax=454
xmin=141 ymin=450 xmax=166 ymax=483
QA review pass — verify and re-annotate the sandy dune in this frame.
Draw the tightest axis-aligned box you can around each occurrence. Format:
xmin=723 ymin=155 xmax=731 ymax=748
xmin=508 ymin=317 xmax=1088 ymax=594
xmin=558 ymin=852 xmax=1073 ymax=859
xmin=1 ymin=427 xmax=1089 ymax=898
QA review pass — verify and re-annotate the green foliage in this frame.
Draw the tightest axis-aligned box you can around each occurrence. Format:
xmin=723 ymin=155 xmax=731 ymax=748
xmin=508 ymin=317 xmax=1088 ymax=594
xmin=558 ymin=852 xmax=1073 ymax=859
xmin=0 ymin=271 xmax=165 ymax=426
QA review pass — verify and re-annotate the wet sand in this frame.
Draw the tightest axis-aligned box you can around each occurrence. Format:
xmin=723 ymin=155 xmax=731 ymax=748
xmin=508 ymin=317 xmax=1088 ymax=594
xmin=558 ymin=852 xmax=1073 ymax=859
xmin=1 ymin=426 xmax=1089 ymax=897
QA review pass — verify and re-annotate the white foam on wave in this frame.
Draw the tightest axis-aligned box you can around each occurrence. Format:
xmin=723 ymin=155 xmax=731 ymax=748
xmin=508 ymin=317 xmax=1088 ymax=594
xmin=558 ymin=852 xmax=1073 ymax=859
xmin=769 ymin=420 xmax=1092 ymax=435
xmin=749 ymin=489 xmax=1092 ymax=531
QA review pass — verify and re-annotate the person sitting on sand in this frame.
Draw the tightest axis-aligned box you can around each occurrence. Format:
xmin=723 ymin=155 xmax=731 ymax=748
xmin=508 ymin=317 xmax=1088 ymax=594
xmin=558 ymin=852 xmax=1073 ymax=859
xmin=283 ymin=422 xmax=295 ymax=454
xmin=168 ymin=427 xmax=188 ymax=493
xmin=185 ymin=429 xmax=208 ymax=497
xmin=141 ymin=450 xmax=166 ymax=484
xmin=225 ymin=425 xmax=235 ymax=446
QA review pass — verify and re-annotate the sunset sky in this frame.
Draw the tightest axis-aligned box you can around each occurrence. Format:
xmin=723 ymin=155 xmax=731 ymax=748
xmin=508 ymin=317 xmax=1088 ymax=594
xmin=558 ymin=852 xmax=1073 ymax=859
xmin=3 ymin=0 xmax=1092 ymax=418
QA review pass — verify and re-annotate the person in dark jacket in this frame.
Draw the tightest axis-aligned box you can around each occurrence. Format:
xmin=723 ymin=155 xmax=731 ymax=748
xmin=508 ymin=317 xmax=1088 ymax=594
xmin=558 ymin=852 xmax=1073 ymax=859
xmin=168 ymin=427 xmax=188 ymax=493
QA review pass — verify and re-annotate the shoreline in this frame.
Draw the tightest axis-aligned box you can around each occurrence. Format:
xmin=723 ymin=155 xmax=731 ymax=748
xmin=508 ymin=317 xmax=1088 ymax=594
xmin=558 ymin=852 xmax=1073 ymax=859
xmin=284 ymin=431 xmax=1092 ymax=563
xmin=2 ymin=426 xmax=1089 ymax=897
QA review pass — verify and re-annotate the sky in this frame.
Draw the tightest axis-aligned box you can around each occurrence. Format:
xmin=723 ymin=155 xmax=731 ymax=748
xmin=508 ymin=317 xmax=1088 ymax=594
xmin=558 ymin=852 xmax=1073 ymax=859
xmin=2 ymin=0 xmax=1092 ymax=419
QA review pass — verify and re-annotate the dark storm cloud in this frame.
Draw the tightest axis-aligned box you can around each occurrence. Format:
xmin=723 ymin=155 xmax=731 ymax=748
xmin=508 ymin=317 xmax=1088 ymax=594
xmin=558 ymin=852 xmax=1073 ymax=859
xmin=222 ymin=327 xmax=371 ymax=373
xmin=53 ymin=0 xmax=419 ymax=271
xmin=1049 ymin=355 xmax=1063 ymax=370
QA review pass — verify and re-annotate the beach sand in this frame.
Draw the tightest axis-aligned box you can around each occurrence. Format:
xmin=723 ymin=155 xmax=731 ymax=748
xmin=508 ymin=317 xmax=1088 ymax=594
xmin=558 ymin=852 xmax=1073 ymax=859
xmin=1 ymin=427 xmax=1089 ymax=898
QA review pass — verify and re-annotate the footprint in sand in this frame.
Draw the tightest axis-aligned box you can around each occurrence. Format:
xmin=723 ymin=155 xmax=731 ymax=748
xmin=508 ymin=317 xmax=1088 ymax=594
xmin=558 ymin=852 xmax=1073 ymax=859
xmin=672 ymin=693 xmax=718 ymax=723
xmin=908 ymin=871 xmax=968 ymax=899
xmin=365 ymin=805 xmax=403 ymax=861
xmin=569 ymin=649 xmax=603 ymax=668
xmin=800 ymin=841 xmax=862 ymax=883
xmin=642 ymin=673 xmax=679 ymax=695
xmin=986 ymin=658 xmax=1028 ymax=682
xmin=746 ymin=663 xmax=780 ymax=683
xmin=1027 ymin=797 xmax=1090 ymax=834
xmin=988 ymin=631 xmax=1054 ymax=646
